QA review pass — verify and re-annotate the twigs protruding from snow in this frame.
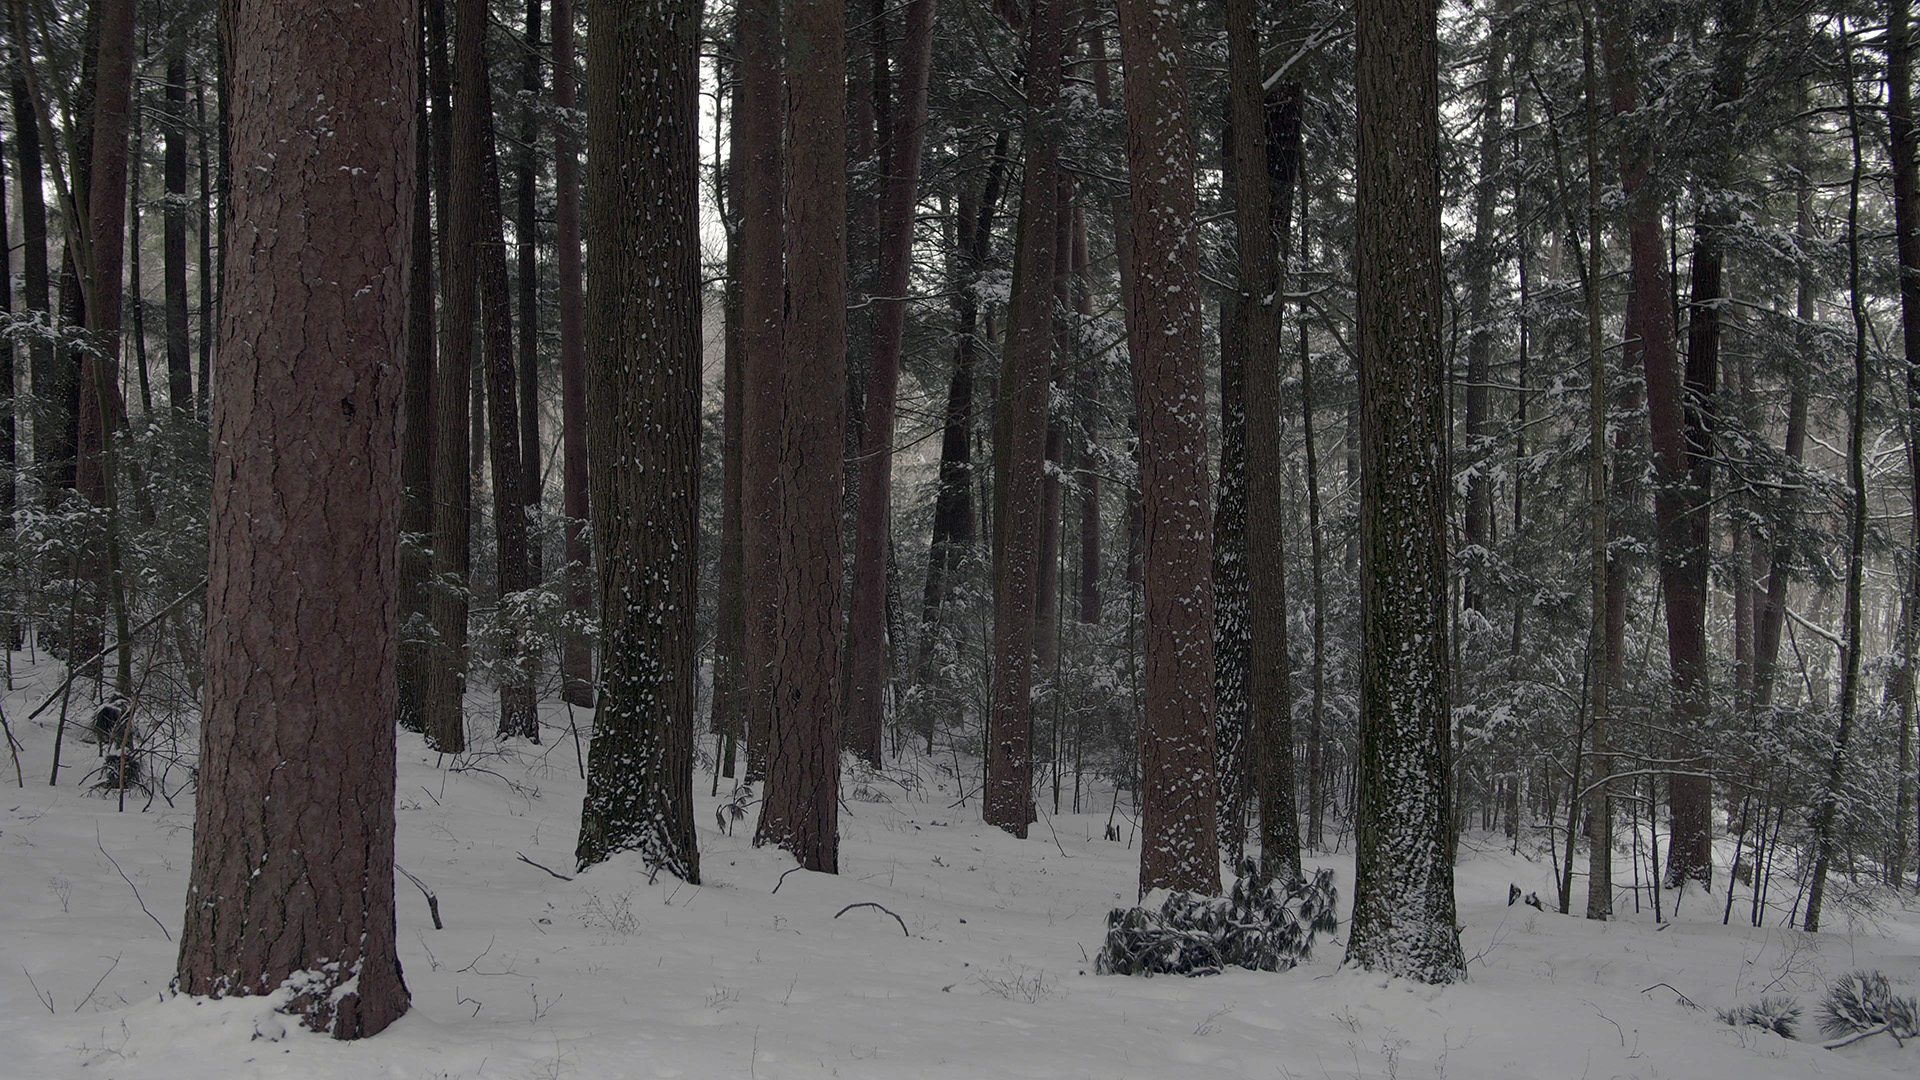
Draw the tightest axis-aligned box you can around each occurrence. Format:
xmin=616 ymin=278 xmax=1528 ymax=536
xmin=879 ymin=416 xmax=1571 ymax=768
xmin=95 ymin=823 xmax=168 ymax=940
xmin=396 ymin=863 xmax=444 ymax=929
xmin=834 ymin=902 xmax=909 ymax=937
xmin=516 ymin=852 xmax=575 ymax=882
xmin=772 ymin=865 xmax=805 ymax=894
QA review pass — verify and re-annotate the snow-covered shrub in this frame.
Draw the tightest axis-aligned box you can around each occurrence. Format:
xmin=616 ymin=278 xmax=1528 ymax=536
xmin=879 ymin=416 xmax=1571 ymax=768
xmin=1816 ymin=971 xmax=1919 ymax=1041
xmin=1716 ymin=996 xmax=1801 ymax=1040
xmin=1094 ymin=861 xmax=1339 ymax=977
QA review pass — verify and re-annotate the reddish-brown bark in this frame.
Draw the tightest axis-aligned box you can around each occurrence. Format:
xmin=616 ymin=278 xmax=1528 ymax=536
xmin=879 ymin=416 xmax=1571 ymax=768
xmin=176 ymin=0 xmax=415 ymax=1037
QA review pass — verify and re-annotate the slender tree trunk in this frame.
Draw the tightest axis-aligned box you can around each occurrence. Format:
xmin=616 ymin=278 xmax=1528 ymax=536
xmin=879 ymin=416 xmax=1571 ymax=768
xmin=753 ymin=0 xmax=846 ymax=872
xmin=176 ymin=0 xmax=415 ymax=1037
xmin=1460 ymin=7 xmax=1508 ymax=616
xmin=1346 ymin=0 xmax=1463 ymax=982
xmin=399 ymin=9 xmax=436 ymax=734
xmin=129 ymin=90 xmax=150 ymax=415
xmin=1072 ymin=204 xmax=1101 ymax=626
xmin=985 ymin=0 xmax=1067 ymax=839
xmin=1212 ymin=117 xmax=1250 ymax=865
xmin=164 ymin=17 xmax=190 ymax=413
xmin=1806 ymin=25 xmax=1870 ymax=933
xmin=574 ymin=0 xmax=702 ymax=881
xmin=9 ymin=45 xmax=50 ymax=483
xmin=425 ymin=0 xmax=489 ymax=754
xmin=552 ymin=0 xmax=592 ymax=708
xmin=1579 ymin=4 xmax=1611 ymax=920
xmin=846 ymin=0 xmax=935 ymax=766
xmin=517 ymin=0 xmax=543 ymax=599
xmin=714 ymin=47 xmax=747 ymax=766
xmin=736 ymin=0 xmax=785 ymax=781
xmin=196 ymin=72 xmax=212 ymax=415
xmin=1120 ymin=0 xmax=1218 ymax=896
xmin=478 ymin=78 xmax=536 ymax=741
xmin=1888 ymin=0 xmax=1920 ymax=890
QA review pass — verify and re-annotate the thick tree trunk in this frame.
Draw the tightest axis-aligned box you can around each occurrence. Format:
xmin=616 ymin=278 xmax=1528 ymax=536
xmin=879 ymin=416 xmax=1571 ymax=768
xmin=164 ymin=20 xmax=190 ymax=414
xmin=1212 ymin=121 xmax=1250 ymax=865
xmin=753 ymin=0 xmax=846 ymax=872
xmin=1120 ymin=0 xmax=1218 ymax=896
xmin=986 ymin=0 xmax=1067 ymax=839
xmin=574 ymin=0 xmax=702 ymax=881
xmin=846 ymin=0 xmax=935 ymax=766
xmin=736 ymin=0 xmax=784 ymax=781
xmin=176 ymin=0 xmax=415 ymax=1037
xmin=552 ymin=0 xmax=592 ymax=708
xmin=1888 ymin=0 xmax=1920 ymax=889
xmin=1346 ymin=0 xmax=1463 ymax=982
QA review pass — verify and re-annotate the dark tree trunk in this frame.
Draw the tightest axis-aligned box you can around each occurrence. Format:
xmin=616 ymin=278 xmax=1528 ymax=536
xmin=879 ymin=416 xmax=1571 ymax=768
xmin=196 ymin=73 xmax=212 ymax=415
xmin=1072 ymin=204 xmax=1101 ymax=626
xmin=1460 ymin=16 xmax=1508 ymax=615
xmin=986 ymin=0 xmax=1066 ymax=839
xmin=478 ymin=76 xmax=536 ymax=741
xmin=714 ymin=46 xmax=746 ymax=761
xmin=736 ymin=0 xmax=784 ymax=781
xmin=1890 ymin=0 xmax=1920 ymax=889
xmin=552 ymin=0 xmax=592 ymax=708
xmin=516 ymin=0 xmax=543 ymax=588
xmin=129 ymin=79 xmax=150 ymax=416
xmin=574 ymin=0 xmax=702 ymax=881
xmin=164 ymin=19 xmax=190 ymax=414
xmin=399 ymin=10 xmax=436 ymax=734
xmin=1120 ymin=0 xmax=1218 ymax=896
xmin=1211 ymin=119 xmax=1250 ymax=864
xmin=176 ymin=0 xmax=416 ymax=1037
xmin=753 ymin=0 xmax=846 ymax=872
xmin=1346 ymin=0 xmax=1463 ymax=982
xmin=846 ymin=0 xmax=935 ymax=766
xmin=425 ymin=0 xmax=488 ymax=754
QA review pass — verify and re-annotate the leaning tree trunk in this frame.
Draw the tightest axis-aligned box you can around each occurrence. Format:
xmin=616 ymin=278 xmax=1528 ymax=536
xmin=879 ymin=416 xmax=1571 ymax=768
xmin=753 ymin=0 xmax=846 ymax=872
xmin=1120 ymin=0 xmax=1219 ymax=897
xmin=574 ymin=0 xmax=702 ymax=882
xmin=1346 ymin=0 xmax=1464 ymax=983
xmin=176 ymin=0 xmax=415 ymax=1037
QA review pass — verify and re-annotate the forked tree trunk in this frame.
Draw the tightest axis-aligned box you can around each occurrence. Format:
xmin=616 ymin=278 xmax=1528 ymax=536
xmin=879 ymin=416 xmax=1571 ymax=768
xmin=574 ymin=0 xmax=702 ymax=881
xmin=176 ymin=0 xmax=415 ymax=1037
xmin=754 ymin=0 xmax=846 ymax=872
xmin=1346 ymin=0 xmax=1463 ymax=982
xmin=1120 ymin=0 xmax=1218 ymax=896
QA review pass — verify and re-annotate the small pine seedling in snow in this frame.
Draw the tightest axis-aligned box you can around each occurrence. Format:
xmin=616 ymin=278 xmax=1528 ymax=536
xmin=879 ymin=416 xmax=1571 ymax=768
xmin=1094 ymin=860 xmax=1339 ymax=977
xmin=1816 ymin=970 xmax=1919 ymax=1041
xmin=1715 ymin=996 xmax=1801 ymax=1040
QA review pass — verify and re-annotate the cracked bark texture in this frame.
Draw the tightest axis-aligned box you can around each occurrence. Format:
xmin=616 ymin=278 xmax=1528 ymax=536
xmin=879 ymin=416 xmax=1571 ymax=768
xmin=177 ymin=0 xmax=415 ymax=1038
xmin=1345 ymin=0 xmax=1463 ymax=983
xmin=1120 ymin=0 xmax=1218 ymax=896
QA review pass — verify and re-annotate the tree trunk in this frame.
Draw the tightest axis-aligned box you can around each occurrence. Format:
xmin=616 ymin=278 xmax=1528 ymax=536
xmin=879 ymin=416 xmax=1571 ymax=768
xmin=1805 ymin=25 xmax=1869 ymax=934
xmin=1212 ymin=114 xmax=1250 ymax=865
xmin=574 ymin=0 xmax=702 ymax=882
xmin=517 ymin=0 xmax=543 ymax=600
xmin=1578 ymin=4 xmax=1611 ymax=920
xmin=425 ymin=0 xmax=488 ymax=754
xmin=846 ymin=0 xmax=935 ymax=766
xmin=552 ymin=0 xmax=592 ymax=708
xmin=9 ymin=45 xmax=51 ymax=483
xmin=478 ymin=76 xmax=536 ymax=741
xmin=753 ymin=0 xmax=846 ymax=872
xmin=176 ymin=0 xmax=415 ymax=1037
xmin=1072 ymin=204 xmax=1101 ymax=626
xmin=196 ymin=72 xmax=212 ymax=414
xmin=164 ymin=19 xmax=190 ymax=414
xmin=1888 ymin=0 xmax=1920 ymax=890
xmin=1460 ymin=12 xmax=1508 ymax=615
xmin=1346 ymin=0 xmax=1463 ymax=982
xmin=985 ymin=0 xmax=1066 ymax=839
xmin=1120 ymin=0 xmax=1218 ymax=896
xmin=398 ymin=12 xmax=436 ymax=734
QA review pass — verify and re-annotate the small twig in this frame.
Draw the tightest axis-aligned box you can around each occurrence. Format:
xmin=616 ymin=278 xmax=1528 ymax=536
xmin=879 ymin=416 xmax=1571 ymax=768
xmin=1638 ymin=982 xmax=1698 ymax=1009
xmin=1822 ymin=1023 xmax=1894 ymax=1049
xmin=396 ymin=863 xmax=443 ymax=929
xmin=73 ymin=952 xmax=121 ymax=1013
xmin=772 ymin=865 xmax=805 ymax=894
xmin=833 ymin=901 xmax=909 ymax=937
xmin=1037 ymin=806 xmax=1073 ymax=858
xmin=516 ymin=852 xmax=574 ymax=882
xmin=1585 ymin=1000 xmax=1625 ymax=1046
xmin=419 ymin=784 xmax=441 ymax=807
xmin=96 ymin=823 xmax=169 ymax=940
xmin=23 ymin=968 xmax=53 ymax=1013
xmin=28 ymin=578 xmax=207 ymax=721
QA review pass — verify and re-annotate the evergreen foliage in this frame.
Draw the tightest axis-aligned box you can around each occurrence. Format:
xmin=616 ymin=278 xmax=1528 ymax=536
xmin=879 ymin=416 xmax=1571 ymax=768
xmin=1715 ymin=996 xmax=1802 ymax=1040
xmin=1816 ymin=970 xmax=1920 ymax=1041
xmin=1095 ymin=862 xmax=1338 ymax=977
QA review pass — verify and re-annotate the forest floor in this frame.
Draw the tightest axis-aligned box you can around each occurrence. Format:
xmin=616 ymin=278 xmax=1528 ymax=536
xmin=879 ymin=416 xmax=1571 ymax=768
xmin=2 ymin=652 xmax=1917 ymax=1079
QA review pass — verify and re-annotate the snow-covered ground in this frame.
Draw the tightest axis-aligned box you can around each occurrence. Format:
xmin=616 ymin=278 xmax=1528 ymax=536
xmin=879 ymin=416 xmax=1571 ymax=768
xmin=3 ymin=650 xmax=1917 ymax=1079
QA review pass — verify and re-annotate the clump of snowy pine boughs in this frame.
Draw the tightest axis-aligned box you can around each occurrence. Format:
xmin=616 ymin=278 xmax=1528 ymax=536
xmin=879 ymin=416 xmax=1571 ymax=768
xmin=1715 ymin=996 xmax=1801 ymax=1040
xmin=1094 ymin=860 xmax=1339 ymax=977
xmin=1816 ymin=971 xmax=1919 ymax=1041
